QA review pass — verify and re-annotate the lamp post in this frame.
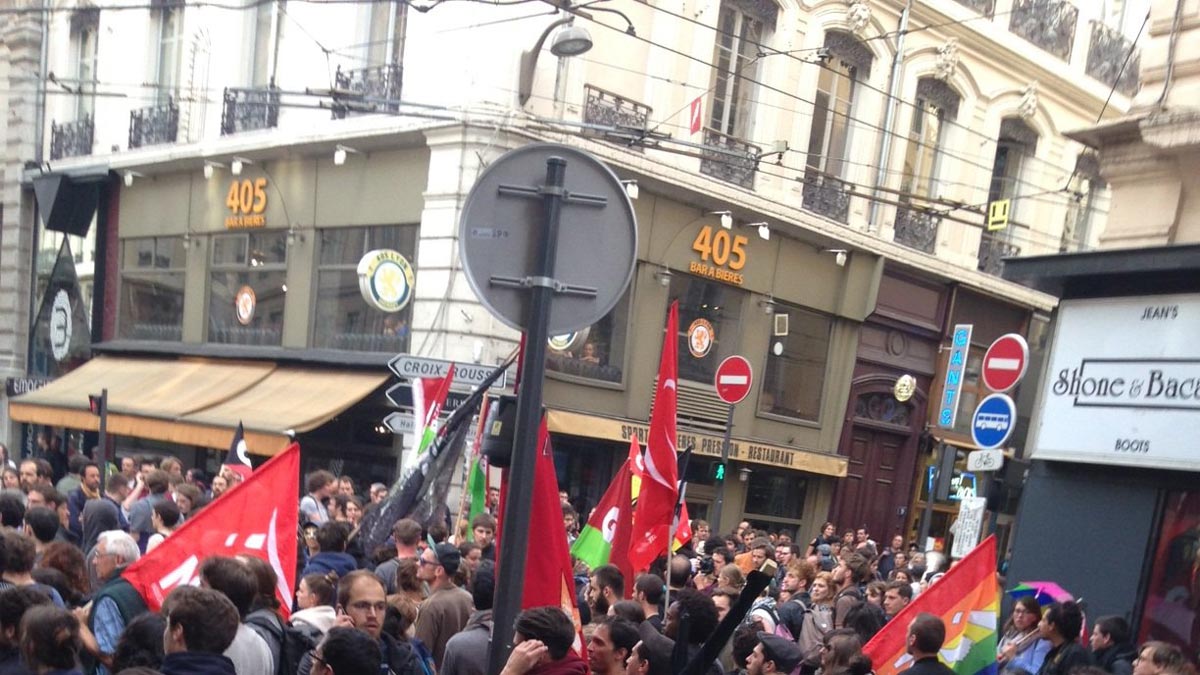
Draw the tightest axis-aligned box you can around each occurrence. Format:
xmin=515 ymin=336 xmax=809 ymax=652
xmin=517 ymin=18 xmax=593 ymax=106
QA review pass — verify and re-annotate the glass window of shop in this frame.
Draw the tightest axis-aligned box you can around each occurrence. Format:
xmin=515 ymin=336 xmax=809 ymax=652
xmin=118 ymin=236 xmax=186 ymax=341
xmin=759 ymin=304 xmax=832 ymax=422
xmin=312 ymin=225 xmax=418 ymax=352
xmin=208 ymin=231 xmax=287 ymax=345
xmin=1138 ymin=491 xmax=1200 ymax=659
xmin=547 ymin=287 xmax=631 ymax=384
xmin=743 ymin=467 xmax=806 ymax=537
xmin=669 ymin=274 xmax=745 ymax=384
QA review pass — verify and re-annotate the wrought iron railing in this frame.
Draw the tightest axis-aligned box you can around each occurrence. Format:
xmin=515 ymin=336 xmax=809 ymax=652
xmin=220 ymin=84 xmax=280 ymax=135
xmin=330 ymin=63 xmax=403 ymax=119
xmin=893 ymin=206 xmax=941 ymax=254
xmin=977 ymin=233 xmax=1021 ymax=276
xmin=950 ymin=0 xmax=994 ymax=16
xmin=1009 ymin=0 xmax=1078 ymax=61
xmin=49 ymin=116 xmax=94 ymax=160
xmin=699 ymin=127 xmax=760 ymax=190
xmin=801 ymin=170 xmax=853 ymax=224
xmin=1086 ymin=20 xmax=1141 ymax=96
xmin=581 ymin=84 xmax=652 ymax=150
xmin=128 ymin=99 xmax=180 ymax=149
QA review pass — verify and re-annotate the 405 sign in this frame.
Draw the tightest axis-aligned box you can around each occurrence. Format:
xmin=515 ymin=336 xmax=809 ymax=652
xmin=224 ymin=178 xmax=268 ymax=229
xmin=690 ymin=226 xmax=747 ymax=286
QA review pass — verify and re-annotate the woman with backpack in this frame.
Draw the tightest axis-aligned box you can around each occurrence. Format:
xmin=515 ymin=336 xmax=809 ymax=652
xmin=796 ymin=573 xmax=836 ymax=675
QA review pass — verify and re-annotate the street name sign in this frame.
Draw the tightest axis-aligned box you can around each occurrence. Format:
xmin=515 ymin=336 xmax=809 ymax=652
xmin=387 ymin=355 xmax=507 ymax=390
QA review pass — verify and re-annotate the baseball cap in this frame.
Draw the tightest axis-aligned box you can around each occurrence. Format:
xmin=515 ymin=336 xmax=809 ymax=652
xmin=758 ymin=632 xmax=804 ymax=672
xmin=433 ymin=542 xmax=461 ymax=576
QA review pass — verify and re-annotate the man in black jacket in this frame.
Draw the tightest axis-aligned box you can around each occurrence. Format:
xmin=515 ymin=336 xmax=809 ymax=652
xmin=1089 ymin=616 xmax=1137 ymax=675
xmin=160 ymin=586 xmax=240 ymax=675
xmin=905 ymin=613 xmax=956 ymax=675
xmin=1037 ymin=601 xmax=1091 ymax=675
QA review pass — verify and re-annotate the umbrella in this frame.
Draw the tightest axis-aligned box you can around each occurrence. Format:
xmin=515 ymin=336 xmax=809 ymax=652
xmin=1008 ymin=581 xmax=1074 ymax=605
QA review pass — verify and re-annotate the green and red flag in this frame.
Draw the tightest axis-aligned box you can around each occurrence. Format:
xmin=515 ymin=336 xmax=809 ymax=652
xmin=570 ymin=438 xmax=636 ymax=587
xmin=863 ymin=534 xmax=999 ymax=675
xmin=402 ymin=368 xmax=455 ymax=476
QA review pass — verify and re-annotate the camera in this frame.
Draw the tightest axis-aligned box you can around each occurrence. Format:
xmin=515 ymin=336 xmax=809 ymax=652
xmin=698 ymin=556 xmax=715 ymax=575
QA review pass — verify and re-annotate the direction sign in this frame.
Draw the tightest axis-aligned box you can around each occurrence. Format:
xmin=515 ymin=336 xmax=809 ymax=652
xmin=971 ymin=393 xmax=1017 ymax=449
xmin=387 ymin=355 xmax=507 ymax=390
xmin=966 ymin=449 xmax=1005 ymax=472
xmin=982 ymin=333 xmax=1029 ymax=393
xmin=714 ymin=356 xmax=753 ymax=405
xmin=385 ymin=383 xmax=470 ymax=412
xmin=382 ymin=412 xmax=415 ymax=435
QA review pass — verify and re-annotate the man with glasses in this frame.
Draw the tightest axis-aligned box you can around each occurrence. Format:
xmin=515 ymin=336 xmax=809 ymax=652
xmin=77 ymin=530 xmax=146 ymax=675
xmin=415 ymin=542 xmax=473 ymax=667
xmin=309 ymin=626 xmax=383 ymax=675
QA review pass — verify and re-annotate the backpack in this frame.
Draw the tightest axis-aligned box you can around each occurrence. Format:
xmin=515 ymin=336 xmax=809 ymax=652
xmin=796 ymin=603 xmax=834 ymax=674
xmin=744 ymin=597 xmax=793 ymax=640
xmin=245 ymin=610 xmax=321 ymax=675
xmin=832 ymin=586 xmax=864 ymax=627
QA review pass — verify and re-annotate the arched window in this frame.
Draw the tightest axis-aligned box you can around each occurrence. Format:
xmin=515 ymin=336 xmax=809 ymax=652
xmin=708 ymin=0 xmax=778 ymax=140
xmin=901 ymin=78 xmax=960 ymax=199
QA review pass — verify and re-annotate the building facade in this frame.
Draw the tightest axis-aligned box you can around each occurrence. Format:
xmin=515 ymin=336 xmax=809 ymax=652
xmin=2 ymin=0 xmax=1144 ymax=539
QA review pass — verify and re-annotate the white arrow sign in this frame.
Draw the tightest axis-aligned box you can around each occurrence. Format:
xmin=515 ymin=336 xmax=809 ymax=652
xmin=386 ymin=355 xmax=507 ymax=390
xmin=382 ymin=412 xmax=415 ymax=435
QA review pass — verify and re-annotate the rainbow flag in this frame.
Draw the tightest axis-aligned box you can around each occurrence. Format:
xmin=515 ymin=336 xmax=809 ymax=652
xmin=864 ymin=535 xmax=999 ymax=675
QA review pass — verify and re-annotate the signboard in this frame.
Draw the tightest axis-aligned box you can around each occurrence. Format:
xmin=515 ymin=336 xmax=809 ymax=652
xmin=386 ymin=356 xmax=507 ymax=390
xmin=1032 ymin=293 xmax=1200 ymax=471
xmin=971 ymin=393 xmax=1016 ymax=449
xmin=688 ymin=319 xmax=715 ymax=358
xmin=950 ymin=496 xmax=987 ymax=559
xmin=385 ymin=383 xmax=469 ymax=412
xmin=49 ymin=290 xmax=72 ymax=362
xmin=224 ymin=178 xmax=268 ymax=229
xmin=982 ymin=333 xmax=1029 ymax=392
xmin=382 ymin=412 xmax=415 ymax=435
xmin=357 ymin=250 xmax=415 ymax=313
xmin=690 ymin=225 xmax=748 ymax=286
xmin=938 ymin=324 xmax=973 ymax=428
xmin=966 ymin=449 xmax=1005 ymax=472
xmin=714 ymin=356 xmax=753 ymax=405
xmin=5 ymin=377 xmax=51 ymax=398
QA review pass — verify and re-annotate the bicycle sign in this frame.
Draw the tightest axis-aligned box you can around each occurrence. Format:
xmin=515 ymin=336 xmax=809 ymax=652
xmin=967 ymin=449 xmax=1005 ymax=472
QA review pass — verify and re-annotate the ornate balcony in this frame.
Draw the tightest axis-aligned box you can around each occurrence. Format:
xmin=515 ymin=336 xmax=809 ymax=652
xmin=893 ymin=206 xmax=941 ymax=254
xmin=1009 ymin=0 xmax=1078 ymax=61
xmin=330 ymin=63 xmax=402 ymax=119
xmin=581 ymin=85 xmax=652 ymax=150
xmin=801 ymin=170 xmax=852 ymax=224
xmin=128 ymin=99 xmax=179 ymax=149
xmin=699 ymin=128 xmax=760 ymax=190
xmin=221 ymin=84 xmax=280 ymax=135
xmin=49 ymin=116 xmax=94 ymax=160
xmin=1087 ymin=21 xmax=1141 ymax=96
xmin=977 ymin=233 xmax=1021 ymax=276
xmin=950 ymin=0 xmax=994 ymax=16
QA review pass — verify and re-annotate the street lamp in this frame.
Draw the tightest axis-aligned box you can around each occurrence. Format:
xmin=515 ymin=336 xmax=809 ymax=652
xmin=518 ymin=18 xmax=594 ymax=106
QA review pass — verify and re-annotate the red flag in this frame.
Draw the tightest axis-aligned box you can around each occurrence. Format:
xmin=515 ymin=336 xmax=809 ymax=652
xmin=222 ymin=421 xmax=253 ymax=481
xmin=630 ymin=302 xmax=680 ymax=572
xmin=569 ymin=450 xmax=635 ymax=592
xmin=689 ymin=96 xmax=704 ymax=135
xmin=123 ymin=442 xmax=300 ymax=616
xmin=522 ymin=419 xmax=584 ymax=654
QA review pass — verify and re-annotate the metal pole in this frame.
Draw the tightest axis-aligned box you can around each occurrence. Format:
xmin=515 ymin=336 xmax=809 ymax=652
xmin=486 ymin=157 xmax=567 ymax=675
xmin=709 ymin=404 xmax=735 ymax=533
xmin=97 ymin=389 xmax=108 ymax=494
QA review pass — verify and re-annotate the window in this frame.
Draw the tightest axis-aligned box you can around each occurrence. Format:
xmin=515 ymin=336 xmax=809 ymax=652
xmin=249 ymin=1 xmax=282 ymax=87
xmin=312 ymin=225 xmax=418 ymax=352
xmin=987 ymin=118 xmax=1038 ymax=222
xmin=118 ymin=237 xmax=186 ymax=341
xmin=1138 ymin=491 xmax=1200 ymax=659
xmin=547 ymin=288 xmax=630 ymax=384
xmin=807 ymin=32 xmax=872 ymax=181
xmin=901 ymin=78 xmax=960 ymax=200
xmin=709 ymin=0 xmax=774 ymax=140
xmin=70 ymin=10 xmax=99 ymax=120
xmin=759 ymin=304 xmax=832 ymax=422
xmin=154 ymin=4 xmax=185 ymax=99
xmin=744 ymin=468 xmax=807 ymax=531
xmin=366 ymin=0 xmax=406 ymax=67
xmin=1062 ymin=153 xmax=1106 ymax=252
xmin=208 ymin=231 xmax=287 ymax=345
xmin=668 ymin=274 xmax=745 ymax=384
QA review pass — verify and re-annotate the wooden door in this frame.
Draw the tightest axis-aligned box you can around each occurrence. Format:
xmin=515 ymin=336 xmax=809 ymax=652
xmin=831 ymin=425 xmax=914 ymax=540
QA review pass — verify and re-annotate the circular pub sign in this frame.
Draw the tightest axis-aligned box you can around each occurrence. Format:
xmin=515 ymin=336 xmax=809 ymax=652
xmin=357 ymin=249 xmax=416 ymax=313
xmin=688 ymin=319 xmax=715 ymax=358
xmin=234 ymin=286 xmax=256 ymax=325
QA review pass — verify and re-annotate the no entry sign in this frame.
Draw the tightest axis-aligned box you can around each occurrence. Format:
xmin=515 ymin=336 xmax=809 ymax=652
xmin=982 ymin=333 xmax=1029 ymax=392
xmin=714 ymin=356 xmax=753 ymax=405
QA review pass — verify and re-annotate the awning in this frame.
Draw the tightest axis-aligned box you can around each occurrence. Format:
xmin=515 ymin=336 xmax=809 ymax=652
xmin=9 ymin=356 xmax=388 ymax=455
xmin=545 ymin=408 xmax=848 ymax=478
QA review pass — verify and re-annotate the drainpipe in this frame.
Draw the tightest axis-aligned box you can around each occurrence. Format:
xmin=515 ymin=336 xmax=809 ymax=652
xmin=34 ymin=0 xmax=50 ymax=165
xmin=867 ymin=0 xmax=914 ymax=232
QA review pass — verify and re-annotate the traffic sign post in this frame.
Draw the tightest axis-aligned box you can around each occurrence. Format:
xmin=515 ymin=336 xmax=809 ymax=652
xmin=981 ymin=333 xmax=1029 ymax=393
xmin=710 ymin=356 xmax=753 ymax=530
xmin=971 ymin=393 xmax=1017 ymax=450
xmin=966 ymin=449 xmax=1005 ymax=472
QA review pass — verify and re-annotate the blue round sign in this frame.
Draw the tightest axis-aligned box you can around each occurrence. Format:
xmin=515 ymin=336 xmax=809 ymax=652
xmin=971 ymin=393 xmax=1016 ymax=449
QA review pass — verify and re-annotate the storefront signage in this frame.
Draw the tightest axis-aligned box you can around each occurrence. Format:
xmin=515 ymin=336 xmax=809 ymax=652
xmin=687 ymin=319 xmax=715 ymax=358
xmin=49 ymin=290 xmax=72 ymax=362
xmin=894 ymin=374 xmax=916 ymax=402
xmin=357 ymin=249 xmax=415 ymax=313
xmin=938 ymin=324 xmax=973 ymax=428
xmin=544 ymin=408 xmax=848 ymax=477
xmin=689 ymin=225 xmax=747 ymax=286
xmin=224 ymin=178 xmax=268 ymax=229
xmin=1033 ymin=293 xmax=1200 ymax=471
xmin=235 ymin=286 xmax=256 ymax=325
xmin=5 ymin=377 xmax=51 ymax=398
xmin=548 ymin=330 xmax=588 ymax=353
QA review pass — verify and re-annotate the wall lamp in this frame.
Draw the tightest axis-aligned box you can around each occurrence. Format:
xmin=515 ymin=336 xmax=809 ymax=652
xmin=710 ymin=210 xmax=733 ymax=229
xmin=287 ymin=226 xmax=305 ymax=246
xmin=230 ymin=157 xmax=252 ymax=176
xmin=122 ymin=171 xmax=144 ymax=187
xmin=654 ymin=266 xmax=673 ymax=287
xmin=621 ymin=180 xmax=639 ymax=200
xmin=518 ymin=17 xmax=593 ymax=106
xmin=824 ymin=248 xmax=849 ymax=267
xmin=203 ymin=161 xmax=225 ymax=180
xmin=746 ymin=221 xmax=770 ymax=241
xmin=739 ymin=467 xmax=753 ymax=482
xmin=333 ymin=144 xmax=360 ymax=166
xmin=759 ymin=295 xmax=777 ymax=315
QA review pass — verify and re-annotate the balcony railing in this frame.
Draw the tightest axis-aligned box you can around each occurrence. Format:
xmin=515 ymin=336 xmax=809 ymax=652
xmin=221 ymin=84 xmax=280 ymax=135
xmin=977 ymin=233 xmax=1021 ymax=276
xmin=1009 ymin=0 xmax=1078 ymax=61
xmin=128 ymin=99 xmax=179 ymax=149
xmin=699 ymin=128 xmax=760 ymax=190
xmin=893 ymin=206 xmax=941 ymax=254
xmin=581 ymin=85 xmax=652 ymax=150
xmin=1087 ymin=21 xmax=1141 ymax=96
xmin=331 ymin=63 xmax=402 ymax=119
xmin=801 ymin=170 xmax=853 ymax=224
xmin=950 ymin=0 xmax=994 ymax=16
xmin=49 ymin=116 xmax=94 ymax=160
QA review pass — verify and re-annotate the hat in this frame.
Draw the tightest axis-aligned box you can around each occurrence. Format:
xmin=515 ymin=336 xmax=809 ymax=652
xmin=816 ymin=544 xmax=832 ymax=556
xmin=636 ymin=621 xmax=675 ymax=675
xmin=433 ymin=542 xmax=461 ymax=575
xmin=758 ymin=632 xmax=804 ymax=672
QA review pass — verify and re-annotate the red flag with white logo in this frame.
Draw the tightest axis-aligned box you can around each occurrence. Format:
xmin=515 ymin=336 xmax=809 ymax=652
xmin=122 ymin=442 xmax=299 ymax=615
xmin=630 ymin=302 xmax=680 ymax=571
xmin=689 ymin=96 xmax=704 ymax=135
